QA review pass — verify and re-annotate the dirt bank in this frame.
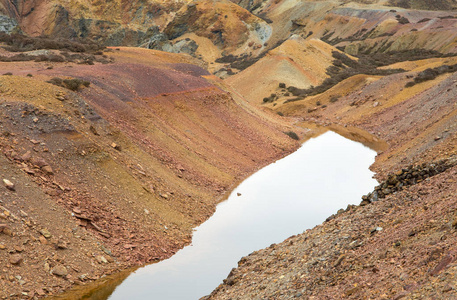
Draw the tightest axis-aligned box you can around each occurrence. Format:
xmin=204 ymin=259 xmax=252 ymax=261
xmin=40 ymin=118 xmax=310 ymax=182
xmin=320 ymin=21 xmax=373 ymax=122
xmin=0 ymin=47 xmax=299 ymax=299
xmin=207 ymin=60 xmax=457 ymax=299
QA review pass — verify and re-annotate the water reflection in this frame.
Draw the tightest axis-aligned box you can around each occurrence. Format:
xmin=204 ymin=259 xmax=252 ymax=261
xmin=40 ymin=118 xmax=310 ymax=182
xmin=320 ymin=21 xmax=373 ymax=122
xmin=105 ymin=131 xmax=377 ymax=300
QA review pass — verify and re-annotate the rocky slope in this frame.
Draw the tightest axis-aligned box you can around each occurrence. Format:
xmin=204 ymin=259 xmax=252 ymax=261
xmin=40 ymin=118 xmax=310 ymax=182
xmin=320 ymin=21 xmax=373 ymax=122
xmin=207 ymin=53 xmax=457 ymax=299
xmin=0 ymin=0 xmax=457 ymax=299
xmin=225 ymin=36 xmax=342 ymax=104
xmin=3 ymin=0 xmax=457 ymax=71
xmin=0 ymin=0 xmax=187 ymax=44
xmin=0 ymin=43 xmax=299 ymax=298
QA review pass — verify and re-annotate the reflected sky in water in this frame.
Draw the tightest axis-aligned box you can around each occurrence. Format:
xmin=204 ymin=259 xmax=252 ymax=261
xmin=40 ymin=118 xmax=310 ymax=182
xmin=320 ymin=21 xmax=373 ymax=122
xmin=108 ymin=131 xmax=378 ymax=300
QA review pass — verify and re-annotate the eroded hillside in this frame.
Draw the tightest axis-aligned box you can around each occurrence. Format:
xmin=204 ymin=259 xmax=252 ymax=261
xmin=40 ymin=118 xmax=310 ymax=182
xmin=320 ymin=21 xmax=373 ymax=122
xmin=1 ymin=0 xmax=457 ymax=299
xmin=0 ymin=44 xmax=299 ymax=298
xmin=207 ymin=47 xmax=457 ymax=300
xmin=2 ymin=0 xmax=457 ymax=74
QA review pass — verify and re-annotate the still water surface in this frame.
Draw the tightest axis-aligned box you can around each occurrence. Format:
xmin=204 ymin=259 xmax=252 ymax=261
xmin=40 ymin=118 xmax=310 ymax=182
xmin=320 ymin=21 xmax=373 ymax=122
xmin=107 ymin=131 xmax=378 ymax=300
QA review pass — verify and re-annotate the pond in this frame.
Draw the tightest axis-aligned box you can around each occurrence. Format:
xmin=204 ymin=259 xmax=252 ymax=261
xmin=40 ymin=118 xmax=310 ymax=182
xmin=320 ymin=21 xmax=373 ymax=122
xmin=49 ymin=130 xmax=379 ymax=300
xmin=101 ymin=131 xmax=378 ymax=299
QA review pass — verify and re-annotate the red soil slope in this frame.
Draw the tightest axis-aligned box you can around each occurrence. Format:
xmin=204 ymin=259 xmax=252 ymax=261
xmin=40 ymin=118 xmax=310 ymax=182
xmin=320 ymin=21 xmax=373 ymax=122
xmin=0 ymin=47 xmax=298 ymax=298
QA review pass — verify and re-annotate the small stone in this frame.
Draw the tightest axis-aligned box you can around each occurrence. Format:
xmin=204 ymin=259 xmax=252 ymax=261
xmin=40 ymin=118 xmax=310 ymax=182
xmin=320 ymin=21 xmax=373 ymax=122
xmin=160 ymin=193 xmax=168 ymax=199
xmin=39 ymin=236 xmax=47 ymax=244
xmin=56 ymin=239 xmax=67 ymax=249
xmin=123 ymin=244 xmax=136 ymax=249
xmin=32 ymin=117 xmax=38 ymax=123
xmin=20 ymin=151 xmax=32 ymax=162
xmin=452 ymin=218 xmax=457 ymax=229
xmin=78 ymin=274 xmax=87 ymax=281
xmin=0 ymin=244 xmax=6 ymax=250
xmin=89 ymin=125 xmax=99 ymax=135
xmin=95 ymin=255 xmax=108 ymax=264
xmin=40 ymin=229 xmax=52 ymax=239
xmin=430 ymin=254 xmax=453 ymax=276
xmin=360 ymin=199 xmax=370 ymax=206
xmin=111 ymin=143 xmax=121 ymax=151
xmin=36 ymin=288 xmax=46 ymax=296
xmin=1 ymin=225 xmax=13 ymax=236
xmin=72 ymin=207 xmax=82 ymax=214
xmin=41 ymin=165 xmax=54 ymax=175
xmin=334 ymin=254 xmax=346 ymax=267
xmin=14 ymin=245 xmax=24 ymax=252
xmin=23 ymin=166 xmax=35 ymax=175
xmin=237 ymin=193 xmax=241 ymax=196
xmin=9 ymin=254 xmax=23 ymax=265
xmin=31 ymin=157 xmax=47 ymax=168
xmin=43 ymin=262 xmax=50 ymax=272
xmin=51 ymin=265 xmax=68 ymax=277
xmin=101 ymin=245 xmax=112 ymax=256
xmin=371 ymin=227 xmax=383 ymax=234
xmin=144 ymin=209 xmax=150 ymax=215
xmin=3 ymin=179 xmax=15 ymax=191
xmin=435 ymin=136 xmax=441 ymax=141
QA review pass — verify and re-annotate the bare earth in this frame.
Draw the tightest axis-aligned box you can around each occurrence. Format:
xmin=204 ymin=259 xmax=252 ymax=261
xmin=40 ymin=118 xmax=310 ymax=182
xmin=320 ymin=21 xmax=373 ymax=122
xmin=207 ymin=60 xmax=457 ymax=299
xmin=0 ymin=47 xmax=299 ymax=299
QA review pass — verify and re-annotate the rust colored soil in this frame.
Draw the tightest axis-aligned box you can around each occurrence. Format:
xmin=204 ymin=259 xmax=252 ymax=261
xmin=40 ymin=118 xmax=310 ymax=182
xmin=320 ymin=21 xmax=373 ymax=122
xmin=0 ymin=47 xmax=298 ymax=299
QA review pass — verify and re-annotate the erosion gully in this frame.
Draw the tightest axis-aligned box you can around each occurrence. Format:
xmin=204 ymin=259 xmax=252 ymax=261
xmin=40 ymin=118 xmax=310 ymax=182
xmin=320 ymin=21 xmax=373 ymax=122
xmin=48 ymin=129 xmax=380 ymax=300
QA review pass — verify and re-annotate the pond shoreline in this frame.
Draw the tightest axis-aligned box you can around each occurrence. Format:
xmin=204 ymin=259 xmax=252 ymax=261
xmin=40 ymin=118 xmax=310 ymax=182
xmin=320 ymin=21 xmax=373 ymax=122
xmin=52 ymin=130 xmax=378 ymax=300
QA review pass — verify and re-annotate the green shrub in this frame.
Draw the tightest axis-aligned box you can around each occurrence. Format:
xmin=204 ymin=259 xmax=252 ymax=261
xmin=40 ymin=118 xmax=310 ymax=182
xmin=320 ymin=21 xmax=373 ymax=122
xmin=46 ymin=77 xmax=64 ymax=87
xmin=63 ymin=79 xmax=83 ymax=91
xmin=0 ymin=32 xmax=105 ymax=53
xmin=405 ymin=64 xmax=457 ymax=87
xmin=330 ymin=95 xmax=340 ymax=103
xmin=47 ymin=77 xmax=90 ymax=91
xmin=281 ymin=51 xmax=406 ymax=104
xmin=285 ymin=131 xmax=299 ymax=140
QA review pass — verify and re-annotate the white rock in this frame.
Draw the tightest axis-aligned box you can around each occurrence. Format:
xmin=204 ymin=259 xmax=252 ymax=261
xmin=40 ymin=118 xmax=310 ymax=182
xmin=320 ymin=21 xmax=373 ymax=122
xmin=3 ymin=179 xmax=14 ymax=191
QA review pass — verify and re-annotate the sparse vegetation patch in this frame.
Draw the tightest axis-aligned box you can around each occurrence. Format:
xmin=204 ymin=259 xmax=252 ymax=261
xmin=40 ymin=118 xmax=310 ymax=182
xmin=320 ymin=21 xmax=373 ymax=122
xmin=284 ymin=131 xmax=299 ymax=140
xmin=47 ymin=77 xmax=91 ymax=91
xmin=281 ymin=51 xmax=405 ymax=104
xmin=405 ymin=64 xmax=457 ymax=87
xmin=0 ymin=33 xmax=113 ymax=64
xmin=0 ymin=33 xmax=105 ymax=53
